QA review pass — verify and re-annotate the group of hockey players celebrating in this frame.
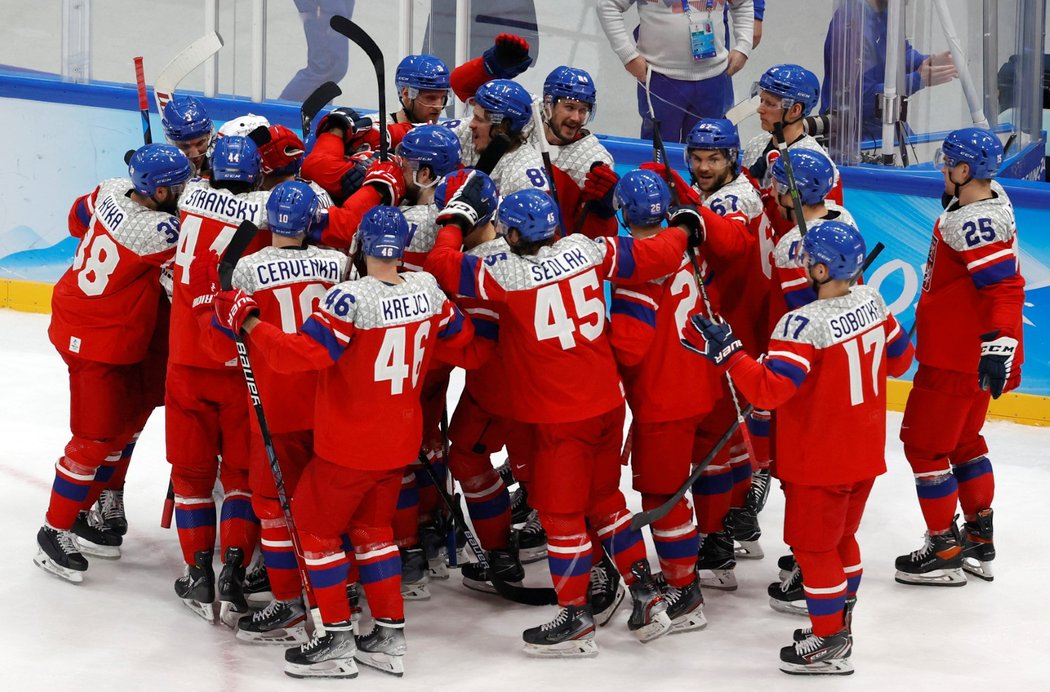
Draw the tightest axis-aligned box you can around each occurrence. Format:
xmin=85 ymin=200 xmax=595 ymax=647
xmin=35 ymin=27 xmax=1025 ymax=680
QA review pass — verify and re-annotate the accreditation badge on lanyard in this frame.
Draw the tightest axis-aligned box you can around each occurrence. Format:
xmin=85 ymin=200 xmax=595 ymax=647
xmin=686 ymin=0 xmax=717 ymax=61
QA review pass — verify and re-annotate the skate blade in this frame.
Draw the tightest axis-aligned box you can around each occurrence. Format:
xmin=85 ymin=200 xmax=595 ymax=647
xmin=354 ymin=651 xmax=405 ymax=677
xmin=401 ymin=581 xmax=431 ymax=601
xmin=519 ymin=546 xmax=548 ymax=565
xmin=284 ymin=658 xmax=359 ymax=679
xmin=631 ymin=610 xmax=673 ymax=643
xmin=734 ymin=540 xmax=764 ymax=560
xmin=962 ymin=559 xmax=994 ymax=582
xmin=594 ymin=584 xmax=626 ymax=627
xmin=780 ymin=658 xmax=854 ymax=676
xmin=769 ymin=598 xmax=809 ymax=616
xmin=220 ymin=601 xmax=250 ymax=628
xmin=181 ymin=598 xmax=217 ymax=624
xmin=74 ymin=539 xmax=121 ymax=560
xmin=462 ymin=577 xmax=499 ymax=595
xmin=699 ymin=568 xmax=738 ymax=591
xmin=523 ymin=636 xmax=599 ymax=658
xmin=669 ymin=607 xmax=708 ymax=633
xmin=427 ymin=558 xmax=450 ymax=580
xmin=235 ymin=624 xmax=309 ymax=645
xmin=894 ymin=568 xmax=967 ymax=587
xmin=33 ymin=553 xmax=84 ymax=584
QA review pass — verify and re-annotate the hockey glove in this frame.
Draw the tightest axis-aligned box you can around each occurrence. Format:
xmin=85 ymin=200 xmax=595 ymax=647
xmin=482 ymin=33 xmax=533 ymax=79
xmin=978 ymin=331 xmax=1018 ymax=399
xmin=667 ymin=205 xmax=705 ymax=247
xmin=189 ymin=250 xmax=221 ymax=318
xmin=214 ymin=289 xmax=260 ymax=335
xmin=436 ymin=170 xmax=494 ymax=231
xmin=316 ymin=106 xmax=373 ymax=141
xmin=340 ymin=152 xmax=372 ymax=200
xmin=681 ymin=313 xmax=745 ymax=368
xmin=639 ymin=162 xmax=701 ymax=206
xmin=582 ymin=162 xmax=619 ymax=219
xmin=364 ymin=156 xmax=406 ymax=205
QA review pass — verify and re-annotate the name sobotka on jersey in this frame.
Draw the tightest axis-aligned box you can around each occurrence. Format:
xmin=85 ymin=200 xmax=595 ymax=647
xmin=826 ymin=297 xmax=881 ymax=340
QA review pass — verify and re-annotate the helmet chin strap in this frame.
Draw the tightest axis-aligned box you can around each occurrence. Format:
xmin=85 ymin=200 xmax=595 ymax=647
xmin=808 ymin=264 xmax=832 ymax=292
xmin=948 ymin=166 xmax=973 ymax=200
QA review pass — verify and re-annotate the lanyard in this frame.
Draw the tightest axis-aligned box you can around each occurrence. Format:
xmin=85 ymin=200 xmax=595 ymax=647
xmin=682 ymin=0 xmax=716 ymax=13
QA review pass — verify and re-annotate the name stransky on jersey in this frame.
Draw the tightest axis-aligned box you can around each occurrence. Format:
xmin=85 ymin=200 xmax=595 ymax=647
xmin=255 ymin=257 xmax=343 ymax=288
xmin=181 ymin=188 xmax=261 ymax=222
xmin=826 ymin=297 xmax=881 ymax=340
xmin=95 ymin=194 xmax=126 ymax=234
xmin=529 ymin=248 xmax=589 ymax=285
xmin=381 ymin=291 xmax=432 ymax=324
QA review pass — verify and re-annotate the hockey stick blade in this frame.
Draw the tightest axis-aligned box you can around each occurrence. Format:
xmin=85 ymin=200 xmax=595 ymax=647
xmin=154 ymin=32 xmax=224 ymax=115
xmin=329 ymin=16 xmax=388 ymax=160
xmin=630 ymin=405 xmax=754 ymax=532
xmin=219 ymin=221 xmax=259 ymax=291
xmin=301 ymin=80 xmax=342 ymax=140
xmin=725 ymin=95 xmax=760 ymax=126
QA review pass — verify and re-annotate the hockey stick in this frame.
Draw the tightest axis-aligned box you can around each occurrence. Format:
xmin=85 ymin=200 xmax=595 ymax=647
xmin=153 ymin=32 xmax=224 ymax=116
xmin=300 ymin=80 xmax=342 ymax=141
xmin=630 ymin=404 xmax=754 ymax=532
xmin=530 ymin=98 xmax=565 ymax=237
xmin=416 ymin=452 xmax=558 ymax=606
xmin=133 ymin=57 xmax=152 ymax=144
xmin=725 ymin=94 xmax=760 ymax=126
xmin=218 ymin=221 xmax=324 ymax=633
xmin=772 ymin=122 xmax=809 ymax=237
xmin=329 ymin=16 xmax=388 ymax=161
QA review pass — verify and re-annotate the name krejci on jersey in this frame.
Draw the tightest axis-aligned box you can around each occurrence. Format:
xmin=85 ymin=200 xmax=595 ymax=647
xmin=95 ymin=194 xmax=126 ymax=234
xmin=381 ymin=291 xmax=432 ymax=323
xmin=255 ymin=257 xmax=343 ymax=288
xmin=181 ymin=187 xmax=261 ymax=221
xmin=827 ymin=297 xmax=882 ymax=340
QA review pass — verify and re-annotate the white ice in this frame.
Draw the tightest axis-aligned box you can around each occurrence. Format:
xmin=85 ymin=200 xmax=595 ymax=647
xmin=1 ymin=308 xmax=1047 ymax=691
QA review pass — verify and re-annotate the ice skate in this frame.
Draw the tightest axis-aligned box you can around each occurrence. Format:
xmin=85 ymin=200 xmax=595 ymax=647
xmin=400 ymin=547 xmax=431 ymax=600
xmin=697 ymin=528 xmax=737 ymax=591
xmin=34 ymin=525 xmax=88 ymax=584
xmin=242 ymin=561 xmax=272 ymax=606
xmin=730 ymin=506 xmax=764 ymax=559
xmin=71 ymin=509 xmax=122 ymax=559
xmin=778 ymin=553 xmax=796 ymax=581
xmin=96 ymin=488 xmax=127 ymax=536
xmin=588 ymin=551 xmax=625 ymax=626
xmin=794 ymin=596 xmax=856 ymax=642
xmin=509 ymin=482 xmax=530 ymax=524
xmin=780 ymin=629 xmax=853 ymax=675
xmin=515 ymin=510 xmax=547 ymax=564
xmin=769 ymin=562 xmax=808 ymax=615
xmin=495 ymin=459 xmax=515 ymax=489
xmin=236 ymin=598 xmax=308 ymax=645
xmin=522 ymin=605 xmax=598 ymax=658
xmin=462 ymin=547 xmax=524 ymax=595
xmin=174 ymin=549 xmax=216 ymax=623
xmin=626 ymin=560 xmax=672 ymax=642
xmin=894 ymin=528 xmax=966 ymax=587
xmin=284 ymin=622 xmax=359 ymax=679
xmin=218 ymin=547 xmax=249 ymax=627
xmin=961 ymin=509 xmax=995 ymax=582
xmin=664 ymin=577 xmax=707 ymax=633
xmin=354 ymin=618 xmax=407 ymax=676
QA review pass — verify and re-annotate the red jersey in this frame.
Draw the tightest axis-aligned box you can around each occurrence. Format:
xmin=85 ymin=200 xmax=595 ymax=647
xmin=426 ymin=227 xmax=688 ymax=424
xmin=172 ymin=179 xmax=270 ymax=369
xmin=727 ymin=285 xmax=913 ymax=485
xmin=247 ymin=271 xmax=473 ymax=469
xmin=49 ymin=178 xmax=181 ymax=364
xmin=232 ymin=245 xmax=349 ymax=433
xmin=916 ymin=182 xmax=1025 ymax=376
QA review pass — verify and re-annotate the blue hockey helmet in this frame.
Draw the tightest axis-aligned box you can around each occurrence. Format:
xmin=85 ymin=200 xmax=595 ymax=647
xmin=210 ymin=135 xmax=261 ymax=184
xmin=358 ymin=205 xmax=414 ymax=259
xmin=770 ymin=148 xmax=835 ymax=205
xmin=471 ymin=79 xmax=532 ymax=134
xmin=128 ymin=143 xmax=193 ymax=196
xmin=162 ymin=95 xmax=214 ymax=142
xmin=266 ymin=180 xmax=318 ymax=238
xmin=497 ymin=188 xmax=559 ymax=242
xmin=543 ymin=66 xmax=597 ymax=121
xmin=614 ymin=169 xmax=671 ymax=227
xmin=395 ymin=54 xmax=452 ymax=96
xmin=750 ymin=64 xmax=820 ymax=116
xmin=684 ymin=118 xmax=741 ymax=170
xmin=396 ymin=124 xmax=462 ymax=179
xmin=936 ymin=127 xmax=1003 ymax=179
xmin=801 ymin=219 xmax=866 ymax=280
xmin=435 ymin=168 xmax=499 ymax=226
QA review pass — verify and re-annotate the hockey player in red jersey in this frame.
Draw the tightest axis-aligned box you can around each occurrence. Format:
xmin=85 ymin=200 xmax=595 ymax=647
xmin=162 ymin=95 xmax=215 ymax=174
xmin=211 ymin=205 xmax=474 ymax=678
xmin=425 ymin=173 xmax=700 ymax=656
xmin=37 ymin=144 xmax=192 ymax=582
xmin=895 ymin=128 xmax=1024 ymax=586
xmin=683 ymin=221 xmax=914 ymax=675
xmin=168 ymin=135 xmax=271 ymax=624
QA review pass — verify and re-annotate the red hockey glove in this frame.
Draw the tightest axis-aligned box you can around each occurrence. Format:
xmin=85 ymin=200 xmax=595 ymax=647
xmin=214 ymin=289 xmax=259 ymax=335
xmin=189 ymin=250 xmax=221 ymax=318
xmin=581 ymin=162 xmax=619 ymax=218
xmin=364 ymin=156 xmax=407 ymax=205
xmin=257 ymin=124 xmax=305 ymax=175
xmin=681 ymin=313 xmax=745 ymax=368
xmin=640 ymin=162 xmax=701 ymax=206
xmin=483 ymin=33 xmax=533 ymax=79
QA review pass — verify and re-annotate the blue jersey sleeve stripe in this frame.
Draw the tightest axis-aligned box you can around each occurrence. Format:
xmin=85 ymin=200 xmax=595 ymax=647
xmin=784 ymin=286 xmax=817 ymax=310
xmin=302 ymin=317 xmax=345 ymax=362
xmin=767 ymin=357 xmax=807 ymax=388
xmin=610 ymin=297 xmax=657 ymax=328
xmin=971 ymin=259 xmax=1016 ymax=289
xmin=614 ymin=236 xmax=637 ymax=280
xmin=887 ymin=327 xmax=911 ymax=359
xmin=438 ymin=307 xmax=465 ymax=339
xmin=473 ymin=317 xmax=499 ymax=341
xmin=458 ymin=255 xmax=482 ymax=298
xmin=74 ymin=199 xmax=92 ymax=228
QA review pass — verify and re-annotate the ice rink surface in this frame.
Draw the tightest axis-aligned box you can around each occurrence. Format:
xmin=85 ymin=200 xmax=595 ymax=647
xmin=1 ymin=308 xmax=1048 ymax=691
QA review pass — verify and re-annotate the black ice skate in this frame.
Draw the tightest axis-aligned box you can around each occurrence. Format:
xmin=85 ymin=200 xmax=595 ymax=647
xmin=522 ymin=604 xmax=598 ymax=658
xmin=588 ymin=551 xmax=625 ymax=626
xmin=71 ymin=509 xmax=122 ymax=559
xmin=627 ymin=560 xmax=672 ymax=642
xmin=462 ymin=547 xmax=525 ymax=595
xmin=780 ymin=629 xmax=853 ymax=675
xmin=665 ymin=577 xmax=707 ymax=633
xmin=175 ymin=549 xmax=216 ymax=623
xmin=778 ymin=552 xmax=796 ymax=581
xmin=961 ymin=509 xmax=995 ymax=582
xmin=96 ymin=488 xmax=127 ymax=536
xmin=355 ymin=618 xmax=407 ymax=676
xmin=731 ymin=507 xmax=764 ymax=560
xmin=218 ymin=547 xmax=249 ymax=627
xmin=34 ymin=524 xmax=88 ymax=584
xmin=697 ymin=527 xmax=737 ymax=591
xmin=515 ymin=510 xmax=547 ymax=564
xmin=894 ymin=528 xmax=966 ymax=587
xmin=242 ymin=561 xmax=272 ymax=606
xmin=495 ymin=459 xmax=516 ymax=489
xmin=236 ymin=598 xmax=308 ymax=645
xmin=400 ymin=546 xmax=431 ymax=600
xmin=509 ymin=481 xmax=530 ymax=524
xmin=284 ymin=622 xmax=359 ymax=679
xmin=769 ymin=562 xmax=808 ymax=616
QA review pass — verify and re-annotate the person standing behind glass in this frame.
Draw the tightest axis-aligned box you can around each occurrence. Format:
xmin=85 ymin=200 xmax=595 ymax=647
xmin=280 ymin=0 xmax=356 ymax=102
xmin=598 ymin=0 xmax=754 ymax=143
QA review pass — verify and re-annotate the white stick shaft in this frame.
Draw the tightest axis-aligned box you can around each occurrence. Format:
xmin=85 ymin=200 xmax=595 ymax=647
xmin=882 ymin=0 xmax=902 ymax=159
xmin=933 ymin=0 xmax=989 ymax=128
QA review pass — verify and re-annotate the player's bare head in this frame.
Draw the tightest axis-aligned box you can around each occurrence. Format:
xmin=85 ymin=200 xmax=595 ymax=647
xmin=396 ymin=54 xmax=451 ymax=124
xmin=543 ymin=67 xmax=596 ymax=145
xmin=685 ymin=119 xmax=740 ymax=192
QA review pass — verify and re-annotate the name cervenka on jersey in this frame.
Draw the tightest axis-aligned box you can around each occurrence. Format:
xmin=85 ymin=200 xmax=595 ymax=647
xmin=182 ymin=187 xmax=261 ymax=220
xmin=826 ymin=297 xmax=881 ymax=340
xmin=254 ymin=258 xmax=343 ymax=287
